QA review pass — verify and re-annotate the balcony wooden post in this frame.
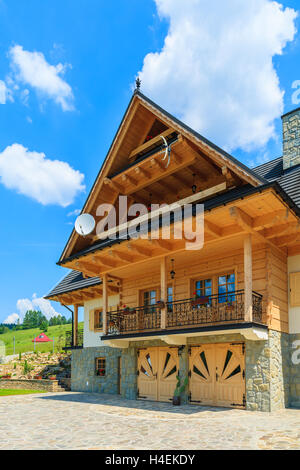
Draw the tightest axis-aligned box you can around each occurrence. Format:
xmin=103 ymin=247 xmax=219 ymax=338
xmin=160 ymin=257 xmax=168 ymax=330
xmin=73 ymin=304 xmax=78 ymax=347
xmin=244 ymin=234 xmax=253 ymax=322
xmin=103 ymin=273 xmax=108 ymax=335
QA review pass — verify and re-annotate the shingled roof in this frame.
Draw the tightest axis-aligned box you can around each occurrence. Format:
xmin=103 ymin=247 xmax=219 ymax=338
xmin=254 ymin=156 xmax=300 ymax=207
xmin=45 ymin=270 xmax=101 ymax=299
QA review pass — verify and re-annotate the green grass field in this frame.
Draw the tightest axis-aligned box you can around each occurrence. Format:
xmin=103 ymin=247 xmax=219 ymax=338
xmin=0 ymin=322 xmax=84 ymax=355
xmin=0 ymin=389 xmax=47 ymax=396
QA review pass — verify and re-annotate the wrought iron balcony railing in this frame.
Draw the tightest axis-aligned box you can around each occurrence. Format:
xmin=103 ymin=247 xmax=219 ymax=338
xmin=166 ymin=290 xmax=263 ymax=328
xmin=64 ymin=328 xmax=84 ymax=349
xmin=105 ymin=290 xmax=263 ymax=336
xmin=107 ymin=304 xmax=161 ymax=335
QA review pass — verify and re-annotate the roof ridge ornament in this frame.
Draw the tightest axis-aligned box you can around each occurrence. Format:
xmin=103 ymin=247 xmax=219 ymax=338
xmin=135 ymin=77 xmax=141 ymax=91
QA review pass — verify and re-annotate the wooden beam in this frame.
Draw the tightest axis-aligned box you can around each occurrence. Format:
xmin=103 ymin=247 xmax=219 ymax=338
xmin=103 ymin=177 xmax=125 ymax=194
xmin=150 ymin=157 xmax=165 ymax=173
xmin=205 ymin=220 xmax=222 ymax=238
xmin=222 ymin=166 xmax=237 ymax=187
xmin=103 ymin=273 xmax=108 ymax=335
xmin=93 ymin=255 xmax=117 ymax=269
xmin=229 ymin=206 xmax=286 ymax=253
xmin=122 ymin=174 xmax=138 ymax=187
xmin=230 ymin=206 xmax=253 ymax=231
xmin=171 ymin=150 xmax=182 ymax=165
xmin=160 ymin=256 xmax=167 ymax=329
xmin=129 ymin=128 xmax=174 ymax=160
xmin=126 ymin=243 xmax=152 ymax=258
xmin=244 ymin=234 xmax=253 ymax=322
xmin=274 ymin=233 xmax=300 ymax=247
xmin=261 ymin=223 xmax=294 ymax=239
xmin=73 ymin=304 xmax=79 ymax=347
xmin=148 ymin=239 xmax=173 ymax=252
xmin=134 ymin=166 xmax=151 ymax=180
xmin=109 ymin=249 xmax=133 ymax=263
xmin=252 ymin=209 xmax=289 ymax=231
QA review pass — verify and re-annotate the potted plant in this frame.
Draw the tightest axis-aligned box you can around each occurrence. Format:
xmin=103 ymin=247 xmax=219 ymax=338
xmin=34 ymin=375 xmax=42 ymax=380
xmin=191 ymin=293 xmax=209 ymax=307
xmin=173 ymin=375 xmax=189 ymax=406
xmin=98 ymin=368 xmax=105 ymax=377
xmin=156 ymin=300 xmax=165 ymax=309
xmin=49 ymin=376 xmax=56 ymax=381
xmin=122 ymin=305 xmax=136 ymax=315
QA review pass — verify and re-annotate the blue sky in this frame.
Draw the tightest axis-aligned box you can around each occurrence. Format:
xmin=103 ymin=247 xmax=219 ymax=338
xmin=0 ymin=0 xmax=300 ymax=323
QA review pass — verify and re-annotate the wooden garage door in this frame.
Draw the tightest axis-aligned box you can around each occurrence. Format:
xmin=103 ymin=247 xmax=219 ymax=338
xmin=189 ymin=343 xmax=245 ymax=408
xmin=137 ymin=347 xmax=179 ymax=402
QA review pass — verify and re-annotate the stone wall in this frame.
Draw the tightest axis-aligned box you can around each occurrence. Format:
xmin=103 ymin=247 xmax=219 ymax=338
xmin=0 ymin=379 xmax=60 ymax=392
xmin=71 ymin=331 xmax=298 ymax=411
xmin=289 ymin=333 xmax=300 ymax=407
xmin=282 ymin=109 xmax=300 ymax=170
xmin=71 ymin=347 xmax=123 ymax=395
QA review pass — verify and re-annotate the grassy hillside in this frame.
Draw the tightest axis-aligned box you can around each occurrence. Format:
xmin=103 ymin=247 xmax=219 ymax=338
xmin=0 ymin=323 xmax=84 ymax=355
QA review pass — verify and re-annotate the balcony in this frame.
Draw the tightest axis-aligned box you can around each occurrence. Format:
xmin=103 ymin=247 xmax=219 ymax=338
xmin=105 ymin=290 xmax=264 ymax=338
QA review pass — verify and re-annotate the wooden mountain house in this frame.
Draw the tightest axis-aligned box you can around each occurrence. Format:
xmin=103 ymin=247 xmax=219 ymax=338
xmin=46 ymin=90 xmax=300 ymax=411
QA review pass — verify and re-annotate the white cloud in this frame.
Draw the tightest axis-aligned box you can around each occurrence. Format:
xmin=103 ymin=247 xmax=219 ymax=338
xmin=9 ymin=45 xmax=74 ymax=111
xmin=6 ymin=294 xmax=61 ymax=324
xmin=0 ymin=143 xmax=85 ymax=207
xmin=139 ymin=0 xmax=297 ymax=152
xmin=3 ymin=313 xmax=21 ymax=324
xmin=67 ymin=209 xmax=81 ymax=217
xmin=0 ymin=80 xmax=7 ymax=104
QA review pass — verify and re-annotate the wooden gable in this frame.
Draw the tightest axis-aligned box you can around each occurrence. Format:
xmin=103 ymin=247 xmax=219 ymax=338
xmin=59 ymin=92 xmax=264 ymax=263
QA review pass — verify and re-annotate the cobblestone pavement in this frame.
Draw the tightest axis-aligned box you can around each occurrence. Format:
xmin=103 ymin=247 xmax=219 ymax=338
xmin=0 ymin=392 xmax=299 ymax=450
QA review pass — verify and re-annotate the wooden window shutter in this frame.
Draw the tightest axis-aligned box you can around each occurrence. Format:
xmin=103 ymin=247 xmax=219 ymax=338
xmin=290 ymin=272 xmax=300 ymax=307
xmin=89 ymin=309 xmax=95 ymax=331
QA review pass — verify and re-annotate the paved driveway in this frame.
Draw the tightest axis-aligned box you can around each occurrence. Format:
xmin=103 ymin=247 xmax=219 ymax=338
xmin=0 ymin=392 xmax=299 ymax=450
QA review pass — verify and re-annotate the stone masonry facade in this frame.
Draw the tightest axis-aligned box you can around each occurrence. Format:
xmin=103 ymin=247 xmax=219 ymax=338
xmin=282 ymin=108 xmax=300 ymax=169
xmin=71 ymin=331 xmax=300 ymax=412
xmin=289 ymin=333 xmax=300 ymax=407
xmin=0 ymin=378 xmax=62 ymax=392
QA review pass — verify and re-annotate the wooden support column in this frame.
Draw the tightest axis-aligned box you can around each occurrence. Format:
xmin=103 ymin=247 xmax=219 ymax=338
xmin=160 ymin=257 xmax=168 ymax=330
xmin=73 ymin=305 xmax=78 ymax=347
xmin=244 ymin=234 xmax=253 ymax=322
xmin=103 ymin=274 xmax=108 ymax=335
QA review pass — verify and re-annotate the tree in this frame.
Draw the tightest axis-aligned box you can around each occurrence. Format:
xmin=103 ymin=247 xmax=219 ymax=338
xmin=40 ymin=320 xmax=48 ymax=332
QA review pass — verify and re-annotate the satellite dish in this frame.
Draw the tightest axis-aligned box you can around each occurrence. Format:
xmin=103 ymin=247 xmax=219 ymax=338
xmin=160 ymin=135 xmax=171 ymax=168
xmin=75 ymin=213 xmax=96 ymax=236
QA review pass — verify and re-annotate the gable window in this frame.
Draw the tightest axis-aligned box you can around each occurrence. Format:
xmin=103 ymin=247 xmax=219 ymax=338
xmin=95 ymin=357 xmax=106 ymax=377
xmin=94 ymin=309 xmax=103 ymax=330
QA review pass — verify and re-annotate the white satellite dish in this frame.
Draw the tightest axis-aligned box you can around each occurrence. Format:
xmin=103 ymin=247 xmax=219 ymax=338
xmin=160 ymin=135 xmax=171 ymax=168
xmin=75 ymin=213 xmax=96 ymax=236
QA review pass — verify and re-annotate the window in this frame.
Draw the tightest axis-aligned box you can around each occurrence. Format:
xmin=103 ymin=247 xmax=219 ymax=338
xmin=218 ymin=274 xmax=235 ymax=303
xmin=143 ymin=289 xmax=157 ymax=313
xmin=167 ymin=286 xmax=173 ymax=312
xmin=95 ymin=357 xmax=106 ymax=377
xmin=195 ymin=279 xmax=212 ymax=298
xmin=94 ymin=309 xmax=103 ymax=330
xmin=144 ymin=290 xmax=157 ymax=306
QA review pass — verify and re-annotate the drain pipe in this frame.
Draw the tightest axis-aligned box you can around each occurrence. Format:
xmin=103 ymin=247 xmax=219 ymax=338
xmin=62 ymin=304 xmax=74 ymax=347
